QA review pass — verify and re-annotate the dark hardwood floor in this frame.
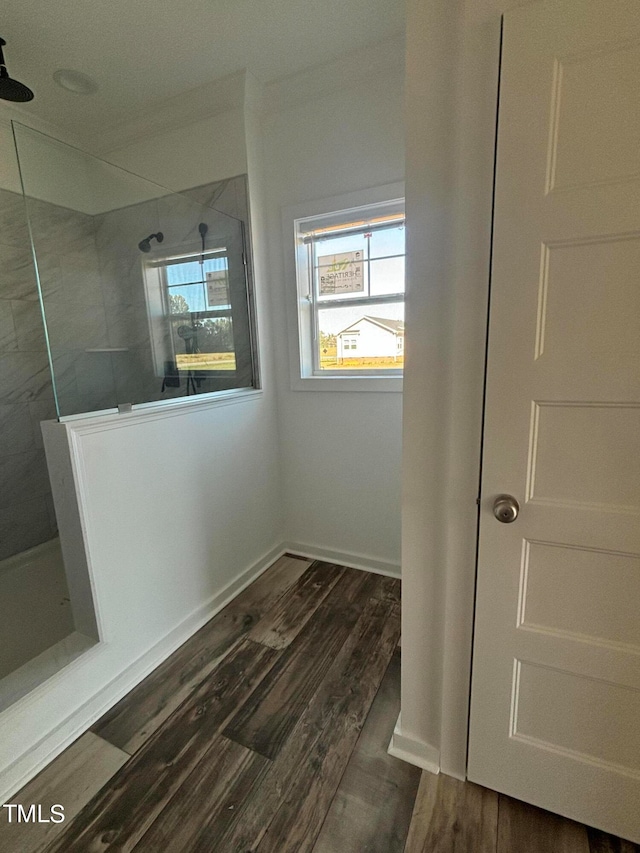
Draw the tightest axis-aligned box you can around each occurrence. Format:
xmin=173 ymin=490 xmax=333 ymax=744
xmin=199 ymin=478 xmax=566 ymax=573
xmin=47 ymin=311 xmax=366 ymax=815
xmin=2 ymin=555 xmax=638 ymax=853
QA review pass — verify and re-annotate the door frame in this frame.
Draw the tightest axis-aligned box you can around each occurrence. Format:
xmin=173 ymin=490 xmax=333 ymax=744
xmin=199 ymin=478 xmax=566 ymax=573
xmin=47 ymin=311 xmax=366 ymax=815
xmin=436 ymin=7 xmax=511 ymax=781
xmin=400 ymin=0 xmax=537 ymax=781
xmin=464 ymin=13 xmax=505 ymax=773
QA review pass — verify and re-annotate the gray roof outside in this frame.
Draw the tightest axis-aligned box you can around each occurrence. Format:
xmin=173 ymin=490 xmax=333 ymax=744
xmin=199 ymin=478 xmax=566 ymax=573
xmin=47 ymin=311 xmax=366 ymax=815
xmin=337 ymin=315 xmax=405 ymax=337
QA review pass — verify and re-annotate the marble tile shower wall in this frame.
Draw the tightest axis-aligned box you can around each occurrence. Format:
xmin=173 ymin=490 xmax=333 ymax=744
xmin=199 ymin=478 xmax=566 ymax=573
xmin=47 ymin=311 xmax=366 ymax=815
xmin=0 ymin=188 xmax=58 ymax=561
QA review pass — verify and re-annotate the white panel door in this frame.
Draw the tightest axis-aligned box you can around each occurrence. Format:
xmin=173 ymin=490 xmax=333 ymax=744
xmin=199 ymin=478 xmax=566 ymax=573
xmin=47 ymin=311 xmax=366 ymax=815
xmin=468 ymin=0 xmax=640 ymax=843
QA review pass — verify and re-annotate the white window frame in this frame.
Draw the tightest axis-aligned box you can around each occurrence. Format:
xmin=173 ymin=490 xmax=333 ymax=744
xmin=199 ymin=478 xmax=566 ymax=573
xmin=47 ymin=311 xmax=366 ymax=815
xmin=282 ymin=182 xmax=405 ymax=393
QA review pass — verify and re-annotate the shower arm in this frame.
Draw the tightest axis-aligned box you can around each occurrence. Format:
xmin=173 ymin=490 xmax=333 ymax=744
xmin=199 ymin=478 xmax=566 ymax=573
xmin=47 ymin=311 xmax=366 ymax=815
xmin=198 ymin=222 xmax=208 ymax=267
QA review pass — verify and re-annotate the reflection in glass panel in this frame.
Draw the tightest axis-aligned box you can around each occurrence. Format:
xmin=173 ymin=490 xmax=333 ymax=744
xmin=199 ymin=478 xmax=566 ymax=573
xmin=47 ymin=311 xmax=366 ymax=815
xmin=317 ymin=301 xmax=404 ymax=371
xmin=170 ymin=317 xmax=236 ymax=372
xmin=167 ymin=282 xmax=208 ymax=314
xmin=12 ymin=122 xmax=258 ymax=417
xmin=166 ymin=255 xmax=230 ymax=313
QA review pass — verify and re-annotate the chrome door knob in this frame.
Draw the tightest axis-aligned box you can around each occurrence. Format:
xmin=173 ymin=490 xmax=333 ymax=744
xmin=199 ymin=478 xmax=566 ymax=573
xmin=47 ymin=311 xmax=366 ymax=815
xmin=493 ymin=494 xmax=520 ymax=523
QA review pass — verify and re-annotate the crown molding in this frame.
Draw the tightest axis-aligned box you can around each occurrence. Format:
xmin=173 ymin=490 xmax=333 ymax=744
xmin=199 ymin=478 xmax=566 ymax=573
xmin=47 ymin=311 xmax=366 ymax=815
xmin=88 ymin=32 xmax=405 ymax=153
xmin=260 ymin=31 xmax=405 ymax=115
xmin=86 ymin=69 xmax=248 ymax=156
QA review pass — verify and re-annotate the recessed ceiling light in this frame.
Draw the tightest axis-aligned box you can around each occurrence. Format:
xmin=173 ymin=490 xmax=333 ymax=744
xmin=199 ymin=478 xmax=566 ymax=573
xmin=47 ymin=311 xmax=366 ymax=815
xmin=53 ymin=69 xmax=98 ymax=95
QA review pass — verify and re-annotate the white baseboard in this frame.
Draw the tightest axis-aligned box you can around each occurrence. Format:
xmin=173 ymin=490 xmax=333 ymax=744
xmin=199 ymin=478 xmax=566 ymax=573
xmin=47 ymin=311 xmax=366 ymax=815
xmin=0 ymin=542 xmax=284 ymax=803
xmin=284 ymin=541 xmax=401 ymax=579
xmin=388 ymin=713 xmax=440 ymax=774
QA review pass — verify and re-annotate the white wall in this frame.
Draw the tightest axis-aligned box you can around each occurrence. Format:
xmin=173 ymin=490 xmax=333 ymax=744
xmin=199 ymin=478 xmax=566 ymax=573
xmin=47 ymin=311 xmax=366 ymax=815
xmin=0 ymin=111 xmax=163 ymax=214
xmin=0 ymin=113 xmax=102 ymax=211
xmin=0 ymin=104 xmax=85 ymax=197
xmin=0 ymin=98 xmax=284 ymax=800
xmin=399 ymin=0 xmax=525 ymax=779
xmin=71 ymin=400 xmax=281 ymax=654
xmin=106 ymin=108 xmax=248 ymax=195
xmin=12 ymin=105 xmax=249 ymax=215
xmin=13 ymin=125 xmax=106 ymax=214
xmin=0 ymin=120 xmax=22 ymax=194
xmin=261 ymin=67 xmax=406 ymax=571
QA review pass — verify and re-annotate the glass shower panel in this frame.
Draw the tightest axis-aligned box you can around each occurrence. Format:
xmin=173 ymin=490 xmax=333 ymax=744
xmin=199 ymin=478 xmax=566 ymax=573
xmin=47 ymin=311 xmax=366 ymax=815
xmin=12 ymin=122 xmax=256 ymax=418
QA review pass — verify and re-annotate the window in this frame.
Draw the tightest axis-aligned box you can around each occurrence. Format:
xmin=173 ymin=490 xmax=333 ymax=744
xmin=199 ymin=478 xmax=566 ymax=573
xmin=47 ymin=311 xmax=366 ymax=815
xmin=142 ymin=217 xmax=256 ymax=396
xmin=293 ymin=195 xmax=405 ymax=382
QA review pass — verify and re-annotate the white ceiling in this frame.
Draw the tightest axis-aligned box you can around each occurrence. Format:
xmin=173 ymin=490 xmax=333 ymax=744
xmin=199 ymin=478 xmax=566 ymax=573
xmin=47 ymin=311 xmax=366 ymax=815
xmin=1 ymin=0 xmax=404 ymax=141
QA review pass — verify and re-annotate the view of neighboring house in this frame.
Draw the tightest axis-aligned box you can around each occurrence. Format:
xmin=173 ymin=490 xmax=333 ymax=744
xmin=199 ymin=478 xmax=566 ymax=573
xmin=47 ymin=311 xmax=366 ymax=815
xmin=336 ymin=315 xmax=405 ymax=364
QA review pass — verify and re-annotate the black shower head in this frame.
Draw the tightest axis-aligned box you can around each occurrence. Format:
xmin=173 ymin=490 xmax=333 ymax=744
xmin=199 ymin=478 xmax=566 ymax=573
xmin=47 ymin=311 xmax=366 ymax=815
xmin=0 ymin=38 xmax=34 ymax=102
xmin=138 ymin=231 xmax=164 ymax=253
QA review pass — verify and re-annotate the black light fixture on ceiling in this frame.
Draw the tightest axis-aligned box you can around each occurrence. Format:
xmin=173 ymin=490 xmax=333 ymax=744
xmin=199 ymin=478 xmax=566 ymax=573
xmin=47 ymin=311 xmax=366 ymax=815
xmin=0 ymin=37 xmax=34 ymax=102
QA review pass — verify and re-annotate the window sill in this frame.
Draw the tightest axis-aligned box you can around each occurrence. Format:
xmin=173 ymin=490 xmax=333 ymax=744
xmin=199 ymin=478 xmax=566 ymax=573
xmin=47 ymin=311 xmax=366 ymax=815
xmin=291 ymin=375 xmax=402 ymax=393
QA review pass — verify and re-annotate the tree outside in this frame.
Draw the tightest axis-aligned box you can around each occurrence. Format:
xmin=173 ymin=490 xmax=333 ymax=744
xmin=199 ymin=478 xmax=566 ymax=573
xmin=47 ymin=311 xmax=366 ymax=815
xmin=169 ymin=293 xmax=190 ymax=314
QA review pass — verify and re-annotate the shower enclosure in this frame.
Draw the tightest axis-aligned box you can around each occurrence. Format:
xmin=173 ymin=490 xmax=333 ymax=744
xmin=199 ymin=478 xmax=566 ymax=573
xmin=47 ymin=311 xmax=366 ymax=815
xmin=0 ymin=122 xmax=257 ymax=708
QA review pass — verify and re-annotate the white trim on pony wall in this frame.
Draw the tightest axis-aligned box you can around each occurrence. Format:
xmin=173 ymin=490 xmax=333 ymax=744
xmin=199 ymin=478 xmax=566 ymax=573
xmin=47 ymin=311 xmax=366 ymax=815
xmin=388 ymin=713 xmax=442 ymax=775
xmin=284 ymin=541 xmax=401 ymax=578
xmin=0 ymin=542 xmax=285 ymax=804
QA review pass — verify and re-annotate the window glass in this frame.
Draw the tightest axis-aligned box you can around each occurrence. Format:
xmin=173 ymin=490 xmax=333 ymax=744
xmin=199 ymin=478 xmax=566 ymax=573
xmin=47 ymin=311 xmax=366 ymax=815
xmin=317 ymin=301 xmax=404 ymax=371
xmin=369 ymin=226 xmax=405 ymax=259
xmin=314 ymin=232 xmax=366 ymax=256
xmin=369 ymin=256 xmax=405 ymax=297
